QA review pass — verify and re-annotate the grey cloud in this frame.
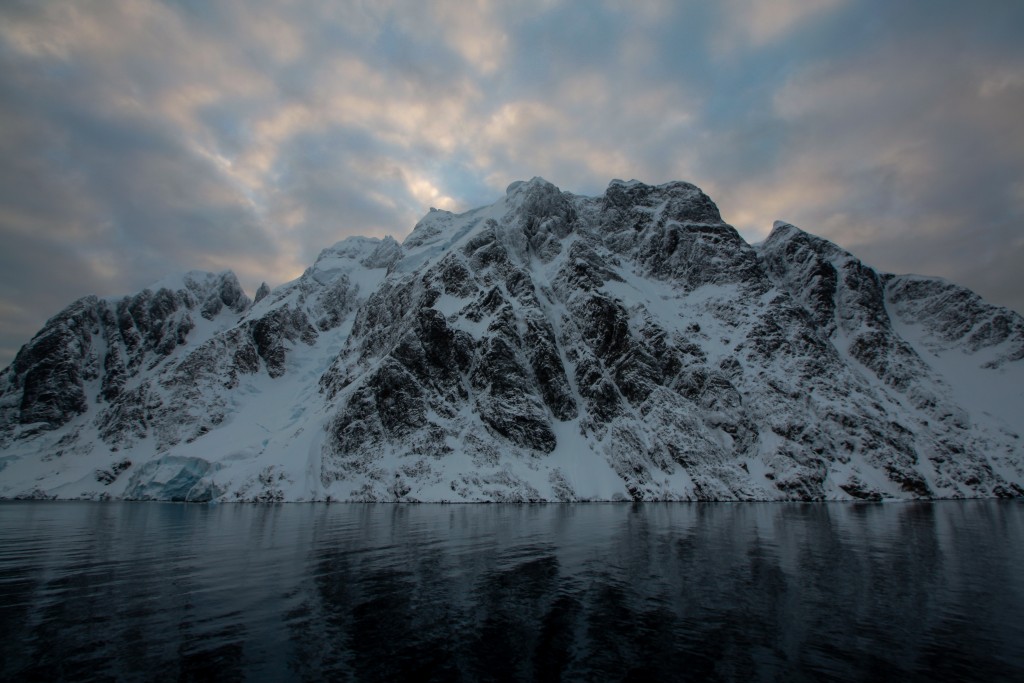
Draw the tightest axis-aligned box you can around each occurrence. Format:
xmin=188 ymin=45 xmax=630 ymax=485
xmin=0 ymin=230 xmax=122 ymax=363
xmin=269 ymin=132 xmax=426 ymax=256
xmin=0 ymin=4 xmax=283 ymax=365
xmin=1 ymin=60 xmax=275 ymax=260
xmin=729 ymin=2 xmax=1024 ymax=313
xmin=2 ymin=0 xmax=1024 ymax=368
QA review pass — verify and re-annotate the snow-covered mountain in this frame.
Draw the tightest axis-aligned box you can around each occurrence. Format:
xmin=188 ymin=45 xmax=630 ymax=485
xmin=1 ymin=178 xmax=1021 ymax=502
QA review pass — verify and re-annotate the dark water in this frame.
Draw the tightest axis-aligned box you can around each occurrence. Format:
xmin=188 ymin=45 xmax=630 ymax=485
xmin=1 ymin=501 xmax=1022 ymax=682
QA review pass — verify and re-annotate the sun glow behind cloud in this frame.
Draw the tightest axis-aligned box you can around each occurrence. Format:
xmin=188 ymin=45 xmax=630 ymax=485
xmin=0 ymin=0 xmax=1023 ymax=364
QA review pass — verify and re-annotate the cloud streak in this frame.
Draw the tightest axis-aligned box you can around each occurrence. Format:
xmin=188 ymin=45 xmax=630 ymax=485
xmin=1 ymin=0 xmax=1023 ymax=364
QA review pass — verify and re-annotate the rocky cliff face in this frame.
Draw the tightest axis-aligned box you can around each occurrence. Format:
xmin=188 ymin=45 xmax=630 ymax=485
xmin=1 ymin=179 xmax=1021 ymax=501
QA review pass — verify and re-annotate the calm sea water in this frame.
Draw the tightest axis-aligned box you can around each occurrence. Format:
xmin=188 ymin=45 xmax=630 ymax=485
xmin=1 ymin=501 xmax=1022 ymax=682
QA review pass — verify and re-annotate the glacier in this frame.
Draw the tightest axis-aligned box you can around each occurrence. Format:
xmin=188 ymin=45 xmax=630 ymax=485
xmin=0 ymin=177 xmax=1021 ymax=502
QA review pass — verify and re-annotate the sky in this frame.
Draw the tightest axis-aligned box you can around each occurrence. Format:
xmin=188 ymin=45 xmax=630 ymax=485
xmin=1 ymin=0 xmax=1023 ymax=367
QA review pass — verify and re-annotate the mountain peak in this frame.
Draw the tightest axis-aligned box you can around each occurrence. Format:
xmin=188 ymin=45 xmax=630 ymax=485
xmin=136 ymin=269 xmax=249 ymax=319
xmin=143 ymin=269 xmax=240 ymax=296
xmin=602 ymin=178 xmax=724 ymax=226
xmin=1 ymin=178 xmax=1021 ymax=502
xmin=505 ymin=176 xmax=556 ymax=196
xmin=315 ymin=235 xmax=401 ymax=268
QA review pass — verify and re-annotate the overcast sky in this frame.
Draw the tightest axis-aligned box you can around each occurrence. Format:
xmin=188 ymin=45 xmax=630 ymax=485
xmin=1 ymin=0 xmax=1023 ymax=366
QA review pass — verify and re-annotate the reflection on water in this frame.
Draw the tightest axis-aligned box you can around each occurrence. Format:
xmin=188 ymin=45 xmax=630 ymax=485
xmin=1 ymin=501 xmax=1022 ymax=681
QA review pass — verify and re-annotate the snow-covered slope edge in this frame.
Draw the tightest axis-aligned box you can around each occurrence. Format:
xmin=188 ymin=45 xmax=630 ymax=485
xmin=0 ymin=179 xmax=1021 ymax=502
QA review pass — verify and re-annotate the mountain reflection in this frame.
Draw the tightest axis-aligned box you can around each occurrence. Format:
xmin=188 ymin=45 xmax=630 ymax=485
xmin=1 ymin=501 xmax=1022 ymax=681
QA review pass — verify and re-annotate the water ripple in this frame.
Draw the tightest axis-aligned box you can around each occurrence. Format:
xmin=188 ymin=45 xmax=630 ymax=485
xmin=1 ymin=500 xmax=1022 ymax=681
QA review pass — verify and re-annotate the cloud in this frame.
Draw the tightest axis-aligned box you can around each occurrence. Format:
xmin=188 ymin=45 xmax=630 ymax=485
xmin=979 ymin=69 xmax=1024 ymax=98
xmin=712 ymin=0 xmax=847 ymax=53
xmin=1 ymin=0 xmax=1023 ymax=367
xmin=752 ymin=19 xmax=1024 ymax=264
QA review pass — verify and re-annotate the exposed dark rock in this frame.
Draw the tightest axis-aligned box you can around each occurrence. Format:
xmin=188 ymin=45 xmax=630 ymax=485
xmin=254 ymin=282 xmax=271 ymax=304
xmin=250 ymin=306 xmax=317 ymax=378
xmin=11 ymin=298 xmax=98 ymax=428
xmin=886 ymin=274 xmax=1024 ymax=366
xmin=524 ymin=316 xmax=577 ymax=420
xmin=471 ymin=334 xmax=556 ymax=453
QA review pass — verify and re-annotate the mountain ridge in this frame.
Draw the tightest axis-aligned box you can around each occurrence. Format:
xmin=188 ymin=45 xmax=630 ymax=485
xmin=1 ymin=178 xmax=1021 ymax=502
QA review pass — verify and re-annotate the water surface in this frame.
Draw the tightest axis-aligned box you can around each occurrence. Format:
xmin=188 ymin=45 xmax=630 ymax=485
xmin=2 ymin=501 xmax=1022 ymax=681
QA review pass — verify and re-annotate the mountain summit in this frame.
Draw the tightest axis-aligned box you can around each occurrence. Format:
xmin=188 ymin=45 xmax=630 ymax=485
xmin=1 ymin=179 xmax=1021 ymax=502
